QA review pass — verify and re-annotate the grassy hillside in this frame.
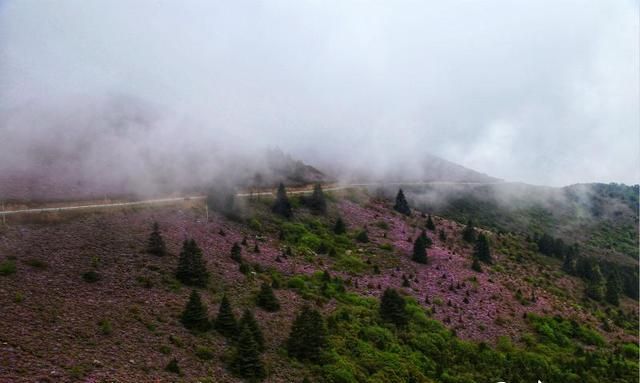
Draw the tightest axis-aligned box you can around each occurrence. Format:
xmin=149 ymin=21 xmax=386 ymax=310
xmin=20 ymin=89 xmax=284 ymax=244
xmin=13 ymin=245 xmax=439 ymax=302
xmin=0 ymin=187 xmax=636 ymax=382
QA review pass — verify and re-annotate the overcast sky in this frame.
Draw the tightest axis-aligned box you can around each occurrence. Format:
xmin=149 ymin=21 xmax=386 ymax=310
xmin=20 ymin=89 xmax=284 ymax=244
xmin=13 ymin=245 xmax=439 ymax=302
xmin=0 ymin=0 xmax=638 ymax=186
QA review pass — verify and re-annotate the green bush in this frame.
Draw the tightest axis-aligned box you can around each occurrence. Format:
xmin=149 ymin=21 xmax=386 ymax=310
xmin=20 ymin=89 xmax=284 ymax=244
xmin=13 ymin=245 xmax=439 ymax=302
xmin=195 ymin=346 xmax=215 ymax=360
xmin=0 ymin=260 xmax=16 ymax=276
xmin=334 ymin=255 xmax=367 ymax=274
xmin=287 ymin=276 xmax=306 ymax=290
xmin=98 ymin=319 xmax=112 ymax=335
xmin=82 ymin=270 xmax=101 ymax=283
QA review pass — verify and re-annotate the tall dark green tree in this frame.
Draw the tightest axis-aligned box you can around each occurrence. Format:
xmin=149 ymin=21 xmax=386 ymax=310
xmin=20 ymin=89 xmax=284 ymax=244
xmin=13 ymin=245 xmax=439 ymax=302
xmin=605 ymin=273 xmax=620 ymax=306
xmin=426 ymin=215 xmax=436 ymax=231
xmin=474 ymin=233 xmax=492 ymax=264
xmin=393 ymin=189 xmax=411 ymax=216
xmin=471 ymin=257 xmax=483 ymax=272
xmin=585 ymin=265 xmax=605 ymax=301
xmin=175 ymin=239 xmax=209 ymax=287
xmin=214 ymin=295 xmax=238 ymax=339
xmin=231 ymin=324 xmax=265 ymax=381
xmin=462 ymin=220 xmax=476 ymax=242
xmin=379 ymin=288 xmax=408 ymax=327
xmin=206 ymin=184 xmax=239 ymax=220
xmin=411 ymin=232 xmax=428 ymax=264
xmin=239 ymin=309 xmax=265 ymax=351
xmin=180 ymin=290 xmax=210 ymax=332
xmin=333 ymin=217 xmax=347 ymax=235
xmin=230 ymin=242 xmax=242 ymax=263
xmin=147 ymin=222 xmax=167 ymax=256
xmin=256 ymin=282 xmax=280 ymax=312
xmin=355 ymin=229 xmax=369 ymax=243
xmin=287 ymin=305 xmax=327 ymax=362
xmin=307 ymin=183 xmax=327 ymax=215
xmin=562 ymin=247 xmax=576 ymax=275
xmin=272 ymin=183 xmax=292 ymax=218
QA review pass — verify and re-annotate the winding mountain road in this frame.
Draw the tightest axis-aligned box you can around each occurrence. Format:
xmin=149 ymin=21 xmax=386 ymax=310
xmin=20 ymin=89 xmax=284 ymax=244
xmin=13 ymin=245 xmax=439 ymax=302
xmin=0 ymin=182 xmax=491 ymax=216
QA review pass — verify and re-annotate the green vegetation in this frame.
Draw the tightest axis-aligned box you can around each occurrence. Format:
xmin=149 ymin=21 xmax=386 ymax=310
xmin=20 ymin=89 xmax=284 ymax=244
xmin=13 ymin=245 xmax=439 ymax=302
xmin=334 ymin=217 xmax=347 ymax=234
xmin=256 ymin=282 xmax=280 ymax=312
xmin=473 ymin=233 xmax=492 ymax=264
xmin=181 ymin=290 xmax=210 ymax=332
xmin=146 ymin=222 xmax=167 ymax=256
xmin=411 ymin=230 xmax=428 ymax=264
xmin=230 ymin=242 xmax=242 ymax=263
xmin=303 ymin=183 xmax=327 ymax=215
xmin=175 ymin=239 xmax=209 ymax=287
xmin=355 ymin=229 xmax=369 ymax=243
xmin=165 ymin=358 xmax=181 ymax=375
xmin=231 ymin=324 xmax=265 ymax=381
xmin=0 ymin=260 xmax=17 ymax=276
xmin=393 ymin=189 xmax=411 ymax=216
xmin=214 ymin=295 xmax=238 ymax=339
xmin=426 ymin=214 xmax=436 ymax=230
xmin=239 ymin=309 xmax=265 ymax=352
xmin=287 ymin=305 xmax=328 ymax=363
xmin=316 ymin=290 xmax=636 ymax=383
xmin=81 ymin=270 xmax=101 ymax=283
xmin=272 ymin=183 xmax=293 ymax=218
xmin=379 ymin=288 xmax=408 ymax=327
xmin=461 ymin=219 xmax=476 ymax=242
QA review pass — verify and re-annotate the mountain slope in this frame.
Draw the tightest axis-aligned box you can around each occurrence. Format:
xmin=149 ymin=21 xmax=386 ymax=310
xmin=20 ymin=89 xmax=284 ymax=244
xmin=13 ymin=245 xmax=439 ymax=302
xmin=0 ymin=187 xmax=636 ymax=382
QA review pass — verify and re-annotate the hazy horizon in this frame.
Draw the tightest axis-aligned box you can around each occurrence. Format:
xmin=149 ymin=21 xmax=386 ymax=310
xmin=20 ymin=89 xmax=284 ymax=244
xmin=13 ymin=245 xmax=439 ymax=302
xmin=1 ymin=1 xmax=638 ymax=188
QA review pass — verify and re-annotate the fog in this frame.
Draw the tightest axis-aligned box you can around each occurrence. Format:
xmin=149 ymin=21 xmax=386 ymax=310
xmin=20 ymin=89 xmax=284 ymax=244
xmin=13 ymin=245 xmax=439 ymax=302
xmin=0 ymin=0 xmax=638 ymax=194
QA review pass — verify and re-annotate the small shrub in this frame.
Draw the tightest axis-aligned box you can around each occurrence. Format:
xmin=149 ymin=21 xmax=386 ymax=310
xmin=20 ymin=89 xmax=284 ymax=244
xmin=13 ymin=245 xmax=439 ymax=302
xmin=195 ymin=346 xmax=215 ymax=360
xmin=24 ymin=258 xmax=47 ymax=270
xmin=13 ymin=292 xmax=24 ymax=303
xmin=82 ymin=270 xmax=101 ymax=283
xmin=355 ymin=230 xmax=369 ymax=243
xmin=0 ymin=260 xmax=16 ymax=276
xmin=98 ymin=319 xmax=112 ymax=335
xmin=165 ymin=358 xmax=181 ymax=374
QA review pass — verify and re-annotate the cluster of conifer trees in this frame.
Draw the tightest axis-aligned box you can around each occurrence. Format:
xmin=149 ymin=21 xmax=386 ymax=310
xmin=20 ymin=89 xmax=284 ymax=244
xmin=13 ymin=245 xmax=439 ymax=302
xmin=533 ymin=232 xmax=635 ymax=304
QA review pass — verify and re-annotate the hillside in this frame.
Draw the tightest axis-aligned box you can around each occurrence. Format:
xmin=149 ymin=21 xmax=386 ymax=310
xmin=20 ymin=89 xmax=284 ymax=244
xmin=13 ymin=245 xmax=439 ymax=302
xmin=324 ymin=154 xmax=501 ymax=184
xmin=0 ymin=186 xmax=637 ymax=382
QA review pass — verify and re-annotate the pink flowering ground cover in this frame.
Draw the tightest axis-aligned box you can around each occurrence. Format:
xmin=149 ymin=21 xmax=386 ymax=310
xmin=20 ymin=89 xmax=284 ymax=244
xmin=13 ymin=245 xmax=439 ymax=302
xmin=336 ymin=199 xmax=628 ymax=343
xmin=0 ymin=194 xmax=633 ymax=382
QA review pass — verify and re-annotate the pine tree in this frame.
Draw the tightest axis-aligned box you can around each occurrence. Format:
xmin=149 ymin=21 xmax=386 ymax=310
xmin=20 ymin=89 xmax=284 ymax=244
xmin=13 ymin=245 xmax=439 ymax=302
xmin=426 ymin=215 xmax=436 ymax=231
xmin=379 ymin=288 xmax=408 ymax=327
xmin=471 ymin=257 xmax=483 ymax=272
xmin=214 ymin=295 xmax=238 ymax=339
xmin=231 ymin=324 xmax=265 ymax=381
xmin=333 ymin=217 xmax=346 ymax=234
xmin=175 ymin=239 xmax=209 ymax=287
xmin=438 ymin=229 xmax=447 ymax=241
xmin=562 ymin=249 xmax=576 ymax=275
xmin=605 ymin=273 xmax=620 ymax=306
xmin=355 ymin=229 xmax=369 ymax=243
xmin=165 ymin=358 xmax=181 ymax=374
xmin=287 ymin=305 xmax=327 ymax=362
xmin=181 ymin=290 xmax=210 ymax=332
xmin=272 ymin=183 xmax=292 ymax=218
xmin=393 ymin=189 xmax=411 ymax=216
xmin=308 ymin=183 xmax=327 ymax=215
xmin=230 ymin=242 xmax=242 ymax=263
xmin=256 ymin=282 xmax=280 ymax=312
xmin=147 ymin=222 xmax=167 ymax=256
xmin=239 ymin=309 xmax=265 ymax=351
xmin=411 ymin=233 xmax=428 ymax=264
xmin=462 ymin=220 xmax=476 ymax=242
xmin=473 ymin=233 xmax=492 ymax=264
xmin=585 ymin=265 xmax=605 ymax=301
